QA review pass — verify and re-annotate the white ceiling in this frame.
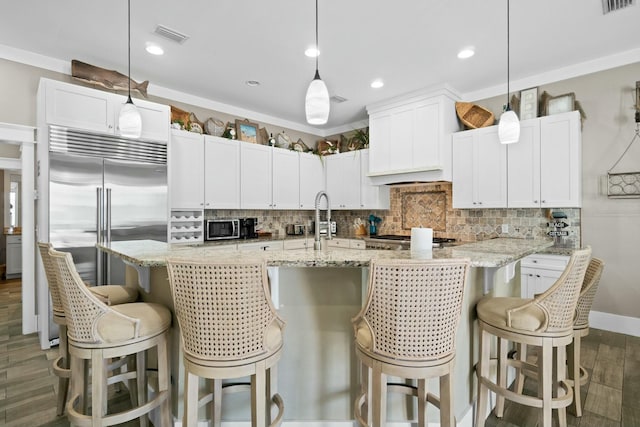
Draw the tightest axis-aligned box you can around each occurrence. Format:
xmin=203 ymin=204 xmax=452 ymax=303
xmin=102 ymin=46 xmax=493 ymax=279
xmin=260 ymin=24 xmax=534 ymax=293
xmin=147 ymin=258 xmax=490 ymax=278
xmin=1 ymin=0 xmax=639 ymax=135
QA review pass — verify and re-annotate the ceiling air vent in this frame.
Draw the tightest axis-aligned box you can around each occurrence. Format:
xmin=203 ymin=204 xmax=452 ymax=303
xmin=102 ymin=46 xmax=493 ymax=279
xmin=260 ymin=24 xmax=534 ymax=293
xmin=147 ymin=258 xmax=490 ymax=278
xmin=602 ymin=0 xmax=634 ymax=14
xmin=330 ymin=95 xmax=348 ymax=104
xmin=154 ymin=25 xmax=190 ymax=44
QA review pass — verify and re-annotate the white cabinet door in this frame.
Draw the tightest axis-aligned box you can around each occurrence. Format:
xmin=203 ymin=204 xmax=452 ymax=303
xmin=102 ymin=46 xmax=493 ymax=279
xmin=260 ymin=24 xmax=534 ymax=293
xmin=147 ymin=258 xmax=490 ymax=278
xmin=204 ymin=136 xmax=240 ymax=209
xmin=169 ymin=130 xmax=204 ymax=209
xmin=114 ymin=96 xmax=170 ymax=142
xmin=539 ymin=111 xmax=581 ymax=207
xmin=299 ymin=152 xmax=325 ymax=209
xmin=45 ymin=81 xmax=115 ymax=133
xmin=272 ymin=149 xmax=300 ymax=209
xmin=452 ymin=132 xmax=475 ymax=208
xmin=238 ymin=241 xmax=284 ymax=251
xmin=475 ymin=126 xmax=507 ymax=208
xmin=325 ymin=151 xmax=360 ymax=209
xmin=452 ymin=126 xmax=507 ymax=208
xmin=241 ymin=143 xmax=272 ymax=209
xmin=6 ymin=235 xmax=22 ymax=277
xmin=520 ymin=254 xmax=569 ymax=298
xmin=507 ymin=119 xmax=541 ymax=207
xmin=360 ymin=150 xmax=390 ymax=209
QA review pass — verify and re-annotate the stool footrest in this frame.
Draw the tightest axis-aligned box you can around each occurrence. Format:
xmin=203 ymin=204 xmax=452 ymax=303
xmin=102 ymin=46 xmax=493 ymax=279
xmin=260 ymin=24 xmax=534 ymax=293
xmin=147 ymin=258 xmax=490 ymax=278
xmin=477 ymin=374 xmax=573 ymax=410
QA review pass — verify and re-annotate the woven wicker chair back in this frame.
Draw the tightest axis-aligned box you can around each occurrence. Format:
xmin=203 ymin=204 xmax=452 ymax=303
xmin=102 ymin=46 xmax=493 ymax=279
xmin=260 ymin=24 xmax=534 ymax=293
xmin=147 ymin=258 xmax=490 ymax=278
xmin=574 ymin=257 xmax=604 ymax=329
xmin=48 ymin=248 xmax=110 ymax=344
xmin=535 ymin=247 xmax=591 ymax=331
xmin=38 ymin=242 xmax=64 ymax=317
xmin=167 ymin=259 xmax=281 ymax=362
xmin=361 ymin=258 xmax=470 ymax=361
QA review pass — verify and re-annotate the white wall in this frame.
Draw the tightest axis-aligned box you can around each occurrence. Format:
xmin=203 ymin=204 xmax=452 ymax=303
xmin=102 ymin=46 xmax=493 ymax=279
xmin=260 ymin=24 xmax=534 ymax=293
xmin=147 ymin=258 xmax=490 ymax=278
xmin=476 ymin=62 xmax=640 ymax=321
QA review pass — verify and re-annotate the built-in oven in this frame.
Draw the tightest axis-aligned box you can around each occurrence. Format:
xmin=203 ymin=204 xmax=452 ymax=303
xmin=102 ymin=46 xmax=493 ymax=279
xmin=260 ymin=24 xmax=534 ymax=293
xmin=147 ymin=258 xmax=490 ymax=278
xmin=205 ymin=219 xmax=240 ymax=241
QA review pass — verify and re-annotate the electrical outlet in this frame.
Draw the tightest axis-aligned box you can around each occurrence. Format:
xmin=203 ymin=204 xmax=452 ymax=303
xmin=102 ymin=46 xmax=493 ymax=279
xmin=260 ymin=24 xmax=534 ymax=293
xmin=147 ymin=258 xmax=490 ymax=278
xmin=501 ymin=224 xmax=509 ymax=233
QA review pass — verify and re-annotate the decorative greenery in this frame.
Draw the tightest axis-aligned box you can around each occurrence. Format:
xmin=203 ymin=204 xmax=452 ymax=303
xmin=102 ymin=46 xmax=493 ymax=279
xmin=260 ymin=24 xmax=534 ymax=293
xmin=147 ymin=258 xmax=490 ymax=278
xmin=349 ymin=127 xmax=369 ymax=149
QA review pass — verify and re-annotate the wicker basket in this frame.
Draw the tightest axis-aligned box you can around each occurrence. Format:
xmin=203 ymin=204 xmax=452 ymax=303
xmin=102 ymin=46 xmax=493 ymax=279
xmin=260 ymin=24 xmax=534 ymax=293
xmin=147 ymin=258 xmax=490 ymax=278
xmin=455 ymin=102 xmax=495 ymax=129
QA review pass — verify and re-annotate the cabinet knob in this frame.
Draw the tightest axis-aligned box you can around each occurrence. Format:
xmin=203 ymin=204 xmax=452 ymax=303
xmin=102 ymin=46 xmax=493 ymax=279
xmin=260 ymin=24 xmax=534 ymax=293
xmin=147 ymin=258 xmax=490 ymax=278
xmin=541 ymin=200 xmax=546 ymax=203
xmin=533 ymin=200 xmax=538 ymax=203
xmin=536 ymin=274 xmax=540 ymax=278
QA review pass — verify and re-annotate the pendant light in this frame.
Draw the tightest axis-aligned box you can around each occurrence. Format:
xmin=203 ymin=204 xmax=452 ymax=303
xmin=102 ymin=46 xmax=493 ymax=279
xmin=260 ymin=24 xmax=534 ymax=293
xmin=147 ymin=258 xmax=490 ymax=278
xmin=305 ymin=0 xmax=330 ymax=125
xmin=118 ymin=0 xmax=142 ymax=138
xmin=498 ymin=0 xmax=520 ymax=144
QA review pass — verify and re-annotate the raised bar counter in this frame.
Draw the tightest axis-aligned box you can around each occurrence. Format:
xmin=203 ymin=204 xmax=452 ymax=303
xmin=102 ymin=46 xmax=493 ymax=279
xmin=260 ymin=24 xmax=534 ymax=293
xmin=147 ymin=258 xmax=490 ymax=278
xmin=97 ymin=238 xmax=554 ymax=426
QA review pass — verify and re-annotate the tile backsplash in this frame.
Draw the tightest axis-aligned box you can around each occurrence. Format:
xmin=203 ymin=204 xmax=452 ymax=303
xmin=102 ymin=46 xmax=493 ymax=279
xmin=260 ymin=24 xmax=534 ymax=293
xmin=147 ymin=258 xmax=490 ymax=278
xmin=206 ymin=182 xmax=581 ymax=247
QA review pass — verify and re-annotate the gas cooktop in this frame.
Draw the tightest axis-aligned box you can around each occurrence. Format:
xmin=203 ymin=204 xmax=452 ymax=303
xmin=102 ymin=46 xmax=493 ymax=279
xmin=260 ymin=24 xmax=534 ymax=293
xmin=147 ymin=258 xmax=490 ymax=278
xmin=365 ymin=235 xmax=457 ymax=249
xmin=368 ymin=235 xmax=456 ymax=244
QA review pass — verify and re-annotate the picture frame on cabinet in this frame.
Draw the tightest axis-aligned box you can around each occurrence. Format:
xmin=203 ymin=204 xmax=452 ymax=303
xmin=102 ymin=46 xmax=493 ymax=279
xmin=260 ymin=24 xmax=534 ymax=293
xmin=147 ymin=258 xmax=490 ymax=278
xmin=544 ymin=92 xmax=575 ymax=116
xmin=519 ymin=87 xmax=538 ymax=120
xmin=235 ymin=119 xmax=259 ymax=143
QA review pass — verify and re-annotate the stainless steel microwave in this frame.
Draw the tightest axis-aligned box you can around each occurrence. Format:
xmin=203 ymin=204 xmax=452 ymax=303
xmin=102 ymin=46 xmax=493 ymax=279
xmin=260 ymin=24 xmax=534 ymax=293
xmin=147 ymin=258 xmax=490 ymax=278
xmin=205 ymin=219 xmax=239 ymax=240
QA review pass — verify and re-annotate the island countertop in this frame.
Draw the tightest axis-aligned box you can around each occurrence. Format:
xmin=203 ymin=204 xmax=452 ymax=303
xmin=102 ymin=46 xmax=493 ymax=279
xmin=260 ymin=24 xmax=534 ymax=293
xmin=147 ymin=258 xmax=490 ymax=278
xmin=97 ymin=237 xmax=555 ymax=269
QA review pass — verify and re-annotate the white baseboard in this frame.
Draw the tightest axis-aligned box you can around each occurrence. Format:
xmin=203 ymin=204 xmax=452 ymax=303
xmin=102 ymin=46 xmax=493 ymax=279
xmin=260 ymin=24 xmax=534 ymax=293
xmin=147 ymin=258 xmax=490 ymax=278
xmin=170 ymin=407 xmax=473 ymax=427
xmin=590 ymin=310 xmax=640 ymax=337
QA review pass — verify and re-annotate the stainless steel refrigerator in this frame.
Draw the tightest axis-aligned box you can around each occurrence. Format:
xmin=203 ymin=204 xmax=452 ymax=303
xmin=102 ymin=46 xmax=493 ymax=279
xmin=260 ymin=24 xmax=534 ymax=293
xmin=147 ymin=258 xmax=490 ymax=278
xmin=45 ymin=125 xmax=167 ymax=340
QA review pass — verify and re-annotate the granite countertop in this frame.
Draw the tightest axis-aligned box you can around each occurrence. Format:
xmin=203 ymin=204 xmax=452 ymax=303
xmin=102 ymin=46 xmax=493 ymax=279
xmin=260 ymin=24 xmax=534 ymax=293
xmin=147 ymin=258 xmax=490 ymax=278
xmin=98 ymin=237 xmax=554 ymax=269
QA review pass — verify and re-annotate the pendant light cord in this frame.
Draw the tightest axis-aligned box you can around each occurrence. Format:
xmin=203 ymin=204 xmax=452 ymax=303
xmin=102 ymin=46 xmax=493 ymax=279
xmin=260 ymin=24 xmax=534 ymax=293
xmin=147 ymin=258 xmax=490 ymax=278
xmin=127 ymin=0 xmax=132 ymax=103
xmin=506 ymin=0 xmax=510 ymax=110
xmin=315 ymin=0 xmax=319 ymax=76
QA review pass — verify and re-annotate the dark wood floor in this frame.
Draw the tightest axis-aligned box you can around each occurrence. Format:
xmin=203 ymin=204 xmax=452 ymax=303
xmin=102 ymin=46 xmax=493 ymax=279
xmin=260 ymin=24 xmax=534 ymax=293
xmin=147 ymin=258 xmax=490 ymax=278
xmin=1 ymin=278 xmax=639 ymax=426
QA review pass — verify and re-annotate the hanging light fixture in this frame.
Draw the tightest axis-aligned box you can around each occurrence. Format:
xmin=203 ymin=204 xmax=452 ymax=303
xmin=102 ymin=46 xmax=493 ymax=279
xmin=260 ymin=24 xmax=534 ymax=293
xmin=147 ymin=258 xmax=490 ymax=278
xmin=305 ymin=0 xmax=330 ymax=125
xmin=498 ymin=0 xmax=520 ymax=144
xmin=118 ymin=0 xmax=142 ymax=138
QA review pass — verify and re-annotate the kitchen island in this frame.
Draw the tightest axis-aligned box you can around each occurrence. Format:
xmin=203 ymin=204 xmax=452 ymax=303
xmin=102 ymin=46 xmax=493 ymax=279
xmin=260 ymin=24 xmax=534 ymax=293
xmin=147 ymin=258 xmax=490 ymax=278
xmin=98 ymin=238 xmax=554 ymax=426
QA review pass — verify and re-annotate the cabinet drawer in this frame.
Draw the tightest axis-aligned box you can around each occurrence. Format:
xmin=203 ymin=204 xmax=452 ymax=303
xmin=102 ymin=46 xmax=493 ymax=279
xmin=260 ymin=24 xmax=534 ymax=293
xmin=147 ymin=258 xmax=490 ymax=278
xmin=350 ymin=240 xmax=365 ymax=249
xmin=7 ymin=235 xmax=22 ymax=244
xmin=326 ymin=238 xmax=349 ymax=248
xmin=283 ymin=239 xmax=308 ymax=250
xmin=521 ymin=254 xmax=569 ymax=271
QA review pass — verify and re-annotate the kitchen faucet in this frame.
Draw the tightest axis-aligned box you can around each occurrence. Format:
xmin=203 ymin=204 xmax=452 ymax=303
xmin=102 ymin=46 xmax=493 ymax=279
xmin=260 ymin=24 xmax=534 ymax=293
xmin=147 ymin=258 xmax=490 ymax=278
xmin=314 ymin=191 xmax=332 ymax=250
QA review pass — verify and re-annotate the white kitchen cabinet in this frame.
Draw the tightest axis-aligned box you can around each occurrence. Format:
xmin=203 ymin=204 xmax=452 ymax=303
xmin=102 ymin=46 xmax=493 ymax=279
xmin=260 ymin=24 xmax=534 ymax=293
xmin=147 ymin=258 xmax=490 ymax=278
xmin=204 ymin=136 xmax=240 ymax=209
xmin=299 ymin=152 xmax=326 ymax=209
xmin=539 ymin=111 xmax=582 ymax=207
xmin=272 ymin=149 xmax=300 ymax=209
xmin=366 ymin=86 xmax=460 ymax=185
xmin=520 ymin=254 xmax=570 ymax=298
xmin=325 ymin=151 xmax=361 ymax=209
xmin=169 ymin=130 xmax=204 ymax=209
xmin=42 ymin=78 xmax=169 ymax=141
xmin=452 ymin=126 xmax=507 ymax=208
xmin=508 ymin=111 xmax=581 ymax=208
xmin=238 ymin=240 xmax=284 ymax=251
xmin=240 ymin=143 xmax=272 ymax=209
xmin=325 ymin=238 xmax=365 ymax=249
xmin=283 ymin=238 xmax=310 ymax=250
xmin=169 ymin=209 xmax=204 ymax=244
xmin=360 ymin=150 xmax=390 ymax=209
xmin=6 ymin=234 xmax=22 ymax=278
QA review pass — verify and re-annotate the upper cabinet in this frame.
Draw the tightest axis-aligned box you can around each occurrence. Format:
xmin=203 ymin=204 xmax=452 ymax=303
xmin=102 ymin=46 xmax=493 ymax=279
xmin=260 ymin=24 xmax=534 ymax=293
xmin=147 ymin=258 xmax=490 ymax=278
xmin=204 ymin=136 xmax=240 ymax=209
xmin=169 ymin=130 xmax=205 ymax=210
xmin=240 ymin=143 xmax=273 ymax=209
xmin=298 ymin=152 xmax=326 ymax=209
xmin=508 ymin=111 xmax=581 ymax=208
xmin=453 ymin=110 xmax=581 ymax=209
xmin=40 ymin=78 xmax=169 ymax=142
xmin=452 ymin=126 xmax=507 ymax=209
xmin=366 ymin=85 xmax=460 ymax=185
xmin=325 ymin=150 xmax=390 ymax=210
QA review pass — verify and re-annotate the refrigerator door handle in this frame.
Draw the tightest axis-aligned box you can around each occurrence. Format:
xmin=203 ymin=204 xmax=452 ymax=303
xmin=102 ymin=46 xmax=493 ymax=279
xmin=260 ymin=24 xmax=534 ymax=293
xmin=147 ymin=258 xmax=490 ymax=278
xmin=106 ymin=188 xmax=112 ymax=283
xmin=96 ymin=187 xmax=104 ymax=285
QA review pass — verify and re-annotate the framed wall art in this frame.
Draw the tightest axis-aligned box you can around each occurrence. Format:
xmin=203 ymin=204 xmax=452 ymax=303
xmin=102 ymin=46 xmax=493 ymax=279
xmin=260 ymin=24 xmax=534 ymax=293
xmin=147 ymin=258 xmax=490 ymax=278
xmin=235 ymin=119 xmax=259 ymax=143
xmin=545 ymin=92 xmax=575 ymax=116
xmin=519 ymin=87 xmax=538 ymax=120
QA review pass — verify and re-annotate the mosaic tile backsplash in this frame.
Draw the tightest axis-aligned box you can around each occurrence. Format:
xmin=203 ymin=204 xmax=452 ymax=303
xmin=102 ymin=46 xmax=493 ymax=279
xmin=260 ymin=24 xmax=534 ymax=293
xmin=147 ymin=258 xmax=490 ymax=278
xmin=206 ymin=182 xmax=581 ymax=247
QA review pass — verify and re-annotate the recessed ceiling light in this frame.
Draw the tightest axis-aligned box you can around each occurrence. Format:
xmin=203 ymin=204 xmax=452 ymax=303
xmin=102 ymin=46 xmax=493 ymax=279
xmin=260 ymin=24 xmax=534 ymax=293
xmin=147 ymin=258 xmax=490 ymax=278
xmin=145 ymin=43 xmax=164 ymax=56
xmin=457 ymin=48 xmax=475 ymax=59
xmin=305 ymin=47 xmax=320 ymax=58
xmin=371 ymin=79 xmax=384 ymax=89
xmin=245 ymin=80 xmax=260 ymax=87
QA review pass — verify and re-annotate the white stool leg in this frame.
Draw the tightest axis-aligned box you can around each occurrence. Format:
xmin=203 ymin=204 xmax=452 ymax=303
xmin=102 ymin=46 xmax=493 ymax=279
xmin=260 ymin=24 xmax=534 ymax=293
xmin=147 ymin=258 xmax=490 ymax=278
xmin=371 ymin=361 xmax=387 ymax=427
xmin=539 ymin=340 xmax=553 ymax=427
xmin=496 ymin=336 xmax=509 ymax=417
xmin=440 ymin=371 xmax=454 ymax=427
xmin=184 ymin=371 xmax=199 ymax=427
xmin=475 ymin=326 xmax=490 ymax=427
xmin=417 ymin=379 xmax=427 ymax=427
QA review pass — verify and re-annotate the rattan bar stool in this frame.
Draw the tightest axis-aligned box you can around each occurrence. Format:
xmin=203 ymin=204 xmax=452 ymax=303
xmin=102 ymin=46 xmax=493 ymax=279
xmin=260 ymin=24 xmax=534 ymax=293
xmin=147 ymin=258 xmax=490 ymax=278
xmin=49 ymin=247 xmax=171 ymax=427
xmin=38 ymin=242 xmax=139 ymax=416
xmin=513 ymin=257 xmax=605 ymax=417
xmin=475 ymin=246 xmax=591 ymax=427
xmin=166 ymin=258 xmax=286 ymax=427
xmin=351 ymin=258 xmax=471 ymax=427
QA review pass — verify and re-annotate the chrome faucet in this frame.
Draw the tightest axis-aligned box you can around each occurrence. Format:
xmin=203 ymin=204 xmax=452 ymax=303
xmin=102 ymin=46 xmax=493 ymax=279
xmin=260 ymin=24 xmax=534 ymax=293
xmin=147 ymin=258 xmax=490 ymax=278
xmin=314 ymin=191 xmax=332 ymax=250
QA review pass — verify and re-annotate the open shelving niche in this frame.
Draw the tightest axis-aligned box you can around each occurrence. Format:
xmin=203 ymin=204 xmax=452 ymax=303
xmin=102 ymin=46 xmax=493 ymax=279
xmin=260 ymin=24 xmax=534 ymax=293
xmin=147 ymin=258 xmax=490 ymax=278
xmin=169 ymin=209 xmax=204 ymax=243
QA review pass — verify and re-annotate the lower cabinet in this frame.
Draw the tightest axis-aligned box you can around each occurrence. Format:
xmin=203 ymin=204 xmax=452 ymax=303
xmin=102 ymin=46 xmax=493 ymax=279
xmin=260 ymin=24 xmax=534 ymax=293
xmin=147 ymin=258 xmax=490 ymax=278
xmin=237 ymin=241 xmax=284 ymax=251
xmin=520 ymin=254 xmax=569 ymax=298
xmin=6 ymin=235 xmax=22 ymax=278
xmin=326 ymin=238 xmax=366 ymax=249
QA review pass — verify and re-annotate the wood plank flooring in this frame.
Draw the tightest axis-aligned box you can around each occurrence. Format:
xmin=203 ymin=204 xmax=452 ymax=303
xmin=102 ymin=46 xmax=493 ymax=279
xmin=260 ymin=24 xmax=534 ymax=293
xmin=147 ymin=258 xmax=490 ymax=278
xmin=1 ymin=277 xmax=638 ymax=426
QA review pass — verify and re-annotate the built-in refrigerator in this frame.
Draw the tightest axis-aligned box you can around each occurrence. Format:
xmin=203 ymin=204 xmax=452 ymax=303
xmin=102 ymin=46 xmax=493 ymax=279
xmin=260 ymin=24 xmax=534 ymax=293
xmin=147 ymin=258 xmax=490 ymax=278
xmin=43 ymin=125 xmax=168 ymax=344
